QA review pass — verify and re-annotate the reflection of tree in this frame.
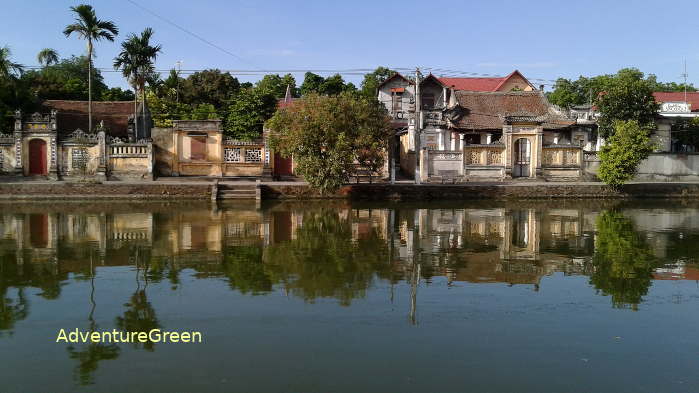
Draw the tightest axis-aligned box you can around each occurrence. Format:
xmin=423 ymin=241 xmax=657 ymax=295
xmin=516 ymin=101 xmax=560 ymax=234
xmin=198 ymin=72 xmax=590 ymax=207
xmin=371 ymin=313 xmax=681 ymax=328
xmin=0 ymin=287 xmax=28 ymax=337
xmin=264 ymin=210 xmax=391 ymax=306
xmin=67 ymin=253 xmax=120 ymax=386
xmin=590 ymin=211 xmax=657 ymax=310
xmin=222 ymin=245 xmax=271 ymax=295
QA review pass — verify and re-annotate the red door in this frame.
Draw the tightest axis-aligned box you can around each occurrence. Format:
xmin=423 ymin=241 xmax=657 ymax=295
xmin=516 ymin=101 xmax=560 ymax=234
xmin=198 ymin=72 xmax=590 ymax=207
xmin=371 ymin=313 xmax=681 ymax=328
xmin=274 ymin=153 xmax=293 ymax=176
xmin=29 ymin=139 xmax=47 ymax=175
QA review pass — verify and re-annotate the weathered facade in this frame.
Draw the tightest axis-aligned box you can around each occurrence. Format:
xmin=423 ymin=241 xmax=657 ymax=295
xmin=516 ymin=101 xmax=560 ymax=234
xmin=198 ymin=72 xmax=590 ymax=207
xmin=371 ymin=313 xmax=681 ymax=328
xmin=379 ymin=71 xmax=589 ymax=182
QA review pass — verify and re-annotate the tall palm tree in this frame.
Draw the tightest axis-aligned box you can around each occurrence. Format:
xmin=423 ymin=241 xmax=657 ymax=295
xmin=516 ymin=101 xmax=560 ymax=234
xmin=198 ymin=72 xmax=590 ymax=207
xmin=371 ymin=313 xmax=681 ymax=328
xmin=63 ymin=4 xmax=118 ymax=132
xmin=113 ymin=28 xmax=161 ymax=139
xmin=0 ymin=46 xmax=23 ymax=79
xmin=37 ymin=48 xmax=59 ymax=68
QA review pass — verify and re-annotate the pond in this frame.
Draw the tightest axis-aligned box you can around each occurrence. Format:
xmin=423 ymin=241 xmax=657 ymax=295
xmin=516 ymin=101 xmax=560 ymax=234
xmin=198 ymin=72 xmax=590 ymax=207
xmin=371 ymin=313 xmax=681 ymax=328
xmin=1 ymin=199 xmax=698 ymax=393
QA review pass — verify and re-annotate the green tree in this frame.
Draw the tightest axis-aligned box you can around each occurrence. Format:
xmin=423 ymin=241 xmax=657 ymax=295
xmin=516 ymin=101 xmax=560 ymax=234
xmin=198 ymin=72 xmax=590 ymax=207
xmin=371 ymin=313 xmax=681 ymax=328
xmin=598 ymin=120 xmax=655 ymax=187
xmin=360 ymin=66 xmax=394 ymax=100
xmin=20 ymin=55 xmax=108 ymax=101
xmin=189 ymin=103 xmax=218 ymax=120
xmin=36 ymin=48 xmax=59 ymax=68
xmin=180 ymin=69 xmax=240 ymax=110
xmin=300 ymin=72 xmax=325 ymax=96
xmin=590 ymin=210 xmax=657 ymax=310
xmin=113 ymin=28 xmax=162 ymax=137
xmin=596 ymin=68 xmax=659 ymax=138
xmin=255 ymin=73 xmax=297 ymax=99
xmin=64 ymin=3 xmax=119 ymax=132
xmin=267 ymin=92 xmax=392 ymax=193
xmin=100 ymin=87 xmax=134 ymax=101
xmin=146 ymin=91 xmax=191 ymax=127
xmin=0 ymin=46 xmax=23 ymax=78
xmin=224 ymin=87 xmax=276 ymax=140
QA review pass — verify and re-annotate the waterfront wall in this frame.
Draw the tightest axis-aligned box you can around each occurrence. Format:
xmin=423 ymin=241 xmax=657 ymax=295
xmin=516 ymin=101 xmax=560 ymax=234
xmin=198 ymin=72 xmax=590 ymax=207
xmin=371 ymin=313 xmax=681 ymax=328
xmin=635 ymin=153 xmax=699 ymax=181
xmin=0 ymin=183 xmax=211 ymax=199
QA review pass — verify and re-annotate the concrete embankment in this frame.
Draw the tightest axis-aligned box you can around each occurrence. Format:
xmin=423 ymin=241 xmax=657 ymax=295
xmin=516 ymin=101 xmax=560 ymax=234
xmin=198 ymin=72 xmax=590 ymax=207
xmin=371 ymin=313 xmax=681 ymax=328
xmin=2 ymin=180 xmax=699 ymax=200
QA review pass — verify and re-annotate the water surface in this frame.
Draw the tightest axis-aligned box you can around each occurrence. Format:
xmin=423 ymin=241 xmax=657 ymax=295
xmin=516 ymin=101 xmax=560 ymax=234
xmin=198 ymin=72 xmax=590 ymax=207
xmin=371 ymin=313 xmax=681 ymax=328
xmin=1 ymin=200 xmax=698 ymax=393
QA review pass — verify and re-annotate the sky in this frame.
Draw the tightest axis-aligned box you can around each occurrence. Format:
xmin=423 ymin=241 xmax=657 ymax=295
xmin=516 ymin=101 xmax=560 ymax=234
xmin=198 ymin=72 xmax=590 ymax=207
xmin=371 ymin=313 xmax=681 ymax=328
xmin=3 ymin=0 xmax=699 ymax=91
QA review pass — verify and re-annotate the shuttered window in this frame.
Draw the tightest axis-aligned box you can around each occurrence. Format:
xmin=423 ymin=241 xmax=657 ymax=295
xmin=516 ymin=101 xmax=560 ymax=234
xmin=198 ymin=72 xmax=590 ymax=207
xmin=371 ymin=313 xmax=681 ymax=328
xmin=190 ymin=136 xmax=206 ymax=160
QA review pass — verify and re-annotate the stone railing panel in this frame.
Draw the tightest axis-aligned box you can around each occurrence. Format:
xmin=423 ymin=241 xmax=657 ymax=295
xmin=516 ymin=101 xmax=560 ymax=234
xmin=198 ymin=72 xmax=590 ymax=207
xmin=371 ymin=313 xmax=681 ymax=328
xmin=464 ymin=145 xmax=505 ymax=166
xmin=542 ymin=146 xmax=582 ymax=167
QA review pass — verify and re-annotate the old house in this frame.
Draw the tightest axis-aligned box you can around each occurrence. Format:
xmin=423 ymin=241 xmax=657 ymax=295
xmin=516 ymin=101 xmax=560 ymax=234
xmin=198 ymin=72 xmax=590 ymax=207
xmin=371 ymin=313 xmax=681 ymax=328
xmin=378 ymin=71 xmax=584 ymax=182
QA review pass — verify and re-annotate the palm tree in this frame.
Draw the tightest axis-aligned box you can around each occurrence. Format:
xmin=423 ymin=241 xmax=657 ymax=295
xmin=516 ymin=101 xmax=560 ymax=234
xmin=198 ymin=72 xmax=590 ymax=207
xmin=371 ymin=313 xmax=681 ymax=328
xmin=37 ymin=48 xmax=59 ymax=68
xmin=63 ymin=4 xmax=118 ymax=132
xmin=0 ymin=46 xmax=23 ymax=79
xmin=113 ymin=28 xmax=161 ymax=139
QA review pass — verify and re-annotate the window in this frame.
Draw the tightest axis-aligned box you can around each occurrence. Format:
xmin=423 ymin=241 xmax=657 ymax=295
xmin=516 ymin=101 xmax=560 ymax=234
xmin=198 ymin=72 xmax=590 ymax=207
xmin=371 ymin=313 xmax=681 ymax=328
xmin=190 ymin=136 xmax=207 ymax=160
xmin=422 ymin=93 xmax=434 ymax=109
xmin=392 ymin=92 xmax=403 ymax=111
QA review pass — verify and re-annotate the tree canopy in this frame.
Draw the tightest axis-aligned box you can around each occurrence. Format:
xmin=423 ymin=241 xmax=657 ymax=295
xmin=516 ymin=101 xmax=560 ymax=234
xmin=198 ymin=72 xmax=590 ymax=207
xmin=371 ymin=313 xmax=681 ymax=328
xmin=598 ymin=120 xmax=656 ymax=187
xmin=267 ymin=92 xmax=392 ymax=193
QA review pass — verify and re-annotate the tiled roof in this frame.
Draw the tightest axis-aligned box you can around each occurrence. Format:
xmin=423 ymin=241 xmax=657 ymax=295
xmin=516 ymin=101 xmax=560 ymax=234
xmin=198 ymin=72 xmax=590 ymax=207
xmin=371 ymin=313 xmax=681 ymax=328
xmin=439 ymin=77 xmax=505 ymax=92
xmin=452 ymin=91 xmax=573 ymax=130
xmin=439 ymin=70 xmax=534 ymax=92
xmin=653 ymin=92 xmax=699 ymax=112
xmin=41 ymin=100 xmax=135 ymax=137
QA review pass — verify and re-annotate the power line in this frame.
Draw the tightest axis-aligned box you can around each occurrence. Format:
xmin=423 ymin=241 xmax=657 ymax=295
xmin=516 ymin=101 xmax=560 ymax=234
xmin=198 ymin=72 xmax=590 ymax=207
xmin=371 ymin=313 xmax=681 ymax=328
xmin=124 ymin=0 xmax=258 ymax=69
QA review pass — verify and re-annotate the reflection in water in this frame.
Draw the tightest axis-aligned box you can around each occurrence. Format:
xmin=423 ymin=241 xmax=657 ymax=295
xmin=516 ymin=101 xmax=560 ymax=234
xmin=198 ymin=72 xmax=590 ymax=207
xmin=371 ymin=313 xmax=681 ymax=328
xmin=590 ymin=211 xmax=657 ymax=310
xmin=1 ymin=201 xmax=699 ymax=386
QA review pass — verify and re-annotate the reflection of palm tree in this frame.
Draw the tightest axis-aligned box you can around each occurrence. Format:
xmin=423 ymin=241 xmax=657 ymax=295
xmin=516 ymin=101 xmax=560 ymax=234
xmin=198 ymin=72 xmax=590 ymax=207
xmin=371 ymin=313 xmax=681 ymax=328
xmin=590 ymin=211 xmax=657 ymax=310
xmin=115 ymin=246 xmax=160 ymax=351
xmin=67 ymin=252 xmax=120 ymax=385
xmin=0 ymin=287 xmax=29 ymax=337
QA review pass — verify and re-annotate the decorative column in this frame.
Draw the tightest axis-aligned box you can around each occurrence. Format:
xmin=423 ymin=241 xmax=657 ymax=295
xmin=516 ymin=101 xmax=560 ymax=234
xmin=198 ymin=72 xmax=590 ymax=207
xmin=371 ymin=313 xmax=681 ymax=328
xmin=450 ymin=131 xmax=456 ymax=150
xmin=13 ymin=110 xmax=22 ymax=175
xmin=486 ymin=133 xmax=492 ymax=144
xmin=96 ymin=130 xmax=107 ymax=181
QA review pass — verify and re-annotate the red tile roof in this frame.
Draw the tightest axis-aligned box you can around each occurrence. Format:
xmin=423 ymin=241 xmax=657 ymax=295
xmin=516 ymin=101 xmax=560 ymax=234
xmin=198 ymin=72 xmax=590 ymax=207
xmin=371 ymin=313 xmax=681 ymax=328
xmin=439 ymin=70 xmax=534 ymax=92
xmin=41 ymin=100 xmax=134 ymax=137
xmin=653 ymin=92 xmax=699 ymax=112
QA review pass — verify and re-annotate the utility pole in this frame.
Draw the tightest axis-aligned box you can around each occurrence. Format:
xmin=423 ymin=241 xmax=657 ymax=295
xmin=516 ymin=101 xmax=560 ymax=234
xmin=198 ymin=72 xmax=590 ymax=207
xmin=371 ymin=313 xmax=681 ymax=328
xmin=414 ymin=68 xmax=422 ymax=184
xmin=176 ymin=60 xmax=183 ymax=103
xmin=682 ymin=59 xmax=688 ymax=103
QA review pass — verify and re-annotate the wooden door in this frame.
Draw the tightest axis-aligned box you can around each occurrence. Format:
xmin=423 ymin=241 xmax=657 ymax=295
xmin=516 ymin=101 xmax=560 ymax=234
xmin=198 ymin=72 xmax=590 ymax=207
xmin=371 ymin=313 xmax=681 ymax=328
xmin=29 ymin=139 xmax=47 ymax=175
xmin=274 ymin=153 xmax=293 ymax=176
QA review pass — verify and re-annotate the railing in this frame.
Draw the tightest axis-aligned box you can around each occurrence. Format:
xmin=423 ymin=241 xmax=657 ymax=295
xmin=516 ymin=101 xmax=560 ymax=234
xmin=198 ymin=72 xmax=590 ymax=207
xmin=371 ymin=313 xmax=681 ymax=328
xmin=223 ymin=140 xmax=265 ymax=164
xmin=0 ymin=133 xmax=14 ymax=145
xmin=110 ymin=144 xmax=149 ymax=157
xmin=542 ymin=145 xmax=582 ymax=167
xmin=583 ymin=150 xmax=599 ymax=161
xmin=464 ymin=144 xmax=505 ymax=166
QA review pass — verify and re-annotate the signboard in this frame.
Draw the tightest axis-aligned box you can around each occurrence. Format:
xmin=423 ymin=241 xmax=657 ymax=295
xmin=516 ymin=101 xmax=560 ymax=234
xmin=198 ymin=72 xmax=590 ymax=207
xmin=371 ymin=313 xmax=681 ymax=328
xmin=661 ymin=102 xmax=691 ymax=113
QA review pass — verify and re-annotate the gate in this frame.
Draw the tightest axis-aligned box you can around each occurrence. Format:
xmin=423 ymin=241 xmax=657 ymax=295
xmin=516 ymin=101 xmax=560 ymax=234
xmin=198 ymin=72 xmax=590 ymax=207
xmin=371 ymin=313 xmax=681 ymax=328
xmin=28 ymin=139 xmax=47 ymax=175
xmin=513 ymin=138 xmax=531 ymax=178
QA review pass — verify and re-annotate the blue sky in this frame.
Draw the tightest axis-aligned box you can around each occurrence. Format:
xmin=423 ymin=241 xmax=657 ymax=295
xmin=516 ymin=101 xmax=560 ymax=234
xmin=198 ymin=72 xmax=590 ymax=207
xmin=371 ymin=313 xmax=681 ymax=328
xmin=3 ymin=0 xmax=699 ymax=90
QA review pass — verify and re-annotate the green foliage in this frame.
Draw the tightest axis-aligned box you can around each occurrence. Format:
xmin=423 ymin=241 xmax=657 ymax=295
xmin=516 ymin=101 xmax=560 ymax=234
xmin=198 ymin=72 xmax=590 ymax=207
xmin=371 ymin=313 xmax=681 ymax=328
xmin=224 ymin=88 xmax=277 ymax=140
xmin=37 ymin=48 xmax=59 ymax=67
xmin=598 ymin=120 xmax=655 ymax=187
xmin=189 ymin=103 xmax=218 ymax=120
xmin=360 ymin=66 xmax=394 ymax=100
xmin=596 ymin=69 xmax=659 ymax=138
xmin=255 ymin=73 xmax=298 ymax=99
xmin=548 ymin=69 xmax=659 ymax=138
xmin=0 ymin=46 xmax=23 ymax=78
xmin=590 ymin=210 xmax=657 ymax=310
xmin=100 ymin=87 xmax=134 ymax=101
xmin=179 ymin=69 xmax=240 ymax=110
xmin=267 ymin=92 xmax=392 ymax=194
xmin=300 ymin=72 xmax=356 ymax=96
xmin=21 ymin=55 xmax=107 ymax=101
xmin=146 ymin=91 xmax=191 ymax=128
